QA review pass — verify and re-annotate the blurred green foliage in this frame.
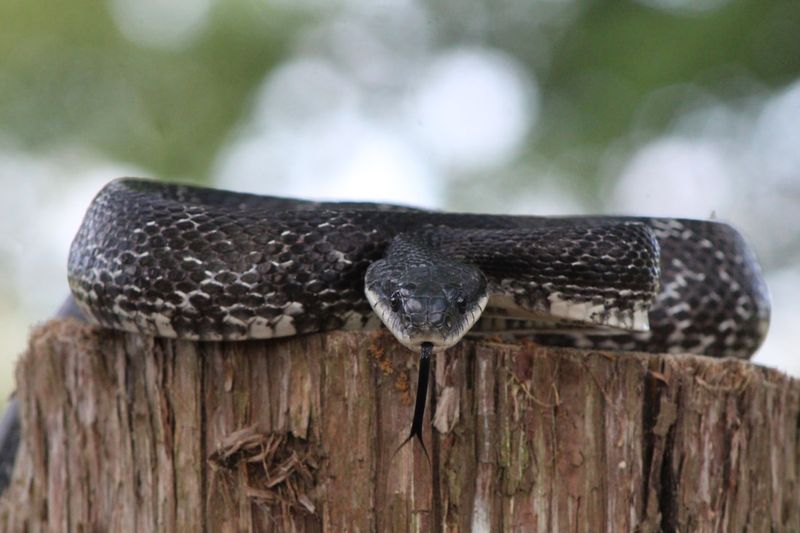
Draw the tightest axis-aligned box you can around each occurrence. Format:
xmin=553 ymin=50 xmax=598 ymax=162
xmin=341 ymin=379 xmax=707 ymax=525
xmin=542 ymin=1 xmax=800 ymax=150
xmin=430 ymin=0 xmax=800 ymax=204
xmin=1 ymin=0 xmax=799 ymax=187
xmin=0 ymin=0 xmax=316 ymax=181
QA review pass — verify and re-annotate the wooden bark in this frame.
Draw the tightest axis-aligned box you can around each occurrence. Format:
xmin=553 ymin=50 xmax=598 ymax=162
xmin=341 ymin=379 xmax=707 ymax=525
xmin=1 ymin=319 xmax=798 ymax=531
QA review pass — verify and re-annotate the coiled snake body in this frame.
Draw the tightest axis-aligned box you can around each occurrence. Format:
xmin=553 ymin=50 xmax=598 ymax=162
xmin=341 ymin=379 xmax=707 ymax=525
xmin=67 ymin=179 xmax=771 ymax=450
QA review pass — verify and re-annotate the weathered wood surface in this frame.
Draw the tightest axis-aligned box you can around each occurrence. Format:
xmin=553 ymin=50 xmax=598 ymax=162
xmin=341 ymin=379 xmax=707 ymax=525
xmin=1 ymin=319 xmax=798 ymax=531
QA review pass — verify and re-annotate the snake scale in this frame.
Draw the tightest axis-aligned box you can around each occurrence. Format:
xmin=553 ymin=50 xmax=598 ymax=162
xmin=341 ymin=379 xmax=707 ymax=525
xmin=66 ymin=178 xmax=770 ymax=452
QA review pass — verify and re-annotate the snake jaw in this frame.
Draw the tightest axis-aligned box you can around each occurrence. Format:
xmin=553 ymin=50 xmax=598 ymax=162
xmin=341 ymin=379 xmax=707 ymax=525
xmin=403 ymin=293 xmax=488 ymax=352
xmin=364 ymin=261 xmax=489 ymax=353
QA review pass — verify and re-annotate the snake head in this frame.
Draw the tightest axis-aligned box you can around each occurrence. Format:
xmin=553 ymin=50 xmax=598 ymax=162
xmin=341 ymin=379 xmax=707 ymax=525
xmin=364 ymin=259 xmax=488 ymax=352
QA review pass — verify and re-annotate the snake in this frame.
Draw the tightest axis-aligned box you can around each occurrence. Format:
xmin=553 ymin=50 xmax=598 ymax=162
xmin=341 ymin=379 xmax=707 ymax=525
xmin=63 ymin=178 xmax=770 ymax=453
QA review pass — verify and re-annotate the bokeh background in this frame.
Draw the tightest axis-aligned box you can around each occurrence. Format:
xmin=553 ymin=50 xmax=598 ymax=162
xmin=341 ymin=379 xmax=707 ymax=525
xmin=2 ymin=0 xmax=799 ymax=405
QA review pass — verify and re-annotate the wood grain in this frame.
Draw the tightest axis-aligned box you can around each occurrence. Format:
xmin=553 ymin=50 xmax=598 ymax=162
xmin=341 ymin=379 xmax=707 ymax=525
xmin=1 ymin=320 xmax=797 ymax=531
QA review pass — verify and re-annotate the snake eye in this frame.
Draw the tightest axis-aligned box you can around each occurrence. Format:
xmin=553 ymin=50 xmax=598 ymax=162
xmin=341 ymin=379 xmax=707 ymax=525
xmin=390 ymin=291 xmax=402 ymax=312
xmin=455 ymin=295 xmax=467 ymax=314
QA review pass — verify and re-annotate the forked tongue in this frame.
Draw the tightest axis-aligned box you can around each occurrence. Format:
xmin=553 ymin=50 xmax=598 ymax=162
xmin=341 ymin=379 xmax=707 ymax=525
xmin=394 ymin=341 xmax=433 ymax=464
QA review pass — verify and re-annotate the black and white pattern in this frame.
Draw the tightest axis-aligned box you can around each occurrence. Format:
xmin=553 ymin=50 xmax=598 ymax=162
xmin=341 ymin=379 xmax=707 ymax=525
xmin=68 ymin=178 xmax=771 ymax=359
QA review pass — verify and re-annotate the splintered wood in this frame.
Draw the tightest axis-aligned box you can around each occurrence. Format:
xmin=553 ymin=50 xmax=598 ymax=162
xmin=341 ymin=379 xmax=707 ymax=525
xmin=1 ymin=320 xmax=798 ymax=531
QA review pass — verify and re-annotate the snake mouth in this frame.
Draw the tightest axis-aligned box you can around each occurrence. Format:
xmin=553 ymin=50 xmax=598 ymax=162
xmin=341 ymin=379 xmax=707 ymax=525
xmin=365 ymin=288 xmax=489 ymax=353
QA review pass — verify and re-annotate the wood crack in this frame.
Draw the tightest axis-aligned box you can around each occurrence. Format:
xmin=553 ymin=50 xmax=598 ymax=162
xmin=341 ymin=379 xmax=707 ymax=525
xmin=1 ymin=321 xmax=797 ymax=531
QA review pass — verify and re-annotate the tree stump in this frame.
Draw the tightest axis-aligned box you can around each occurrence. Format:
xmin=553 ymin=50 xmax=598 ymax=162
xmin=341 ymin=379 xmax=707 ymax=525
xmin=0 ymin=319 xmax=798 ymax=531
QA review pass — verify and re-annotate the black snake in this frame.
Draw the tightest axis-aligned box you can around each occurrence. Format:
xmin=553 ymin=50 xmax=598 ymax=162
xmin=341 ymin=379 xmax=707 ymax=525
xmin=65 ymin=178 xmax=770 ymax=453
